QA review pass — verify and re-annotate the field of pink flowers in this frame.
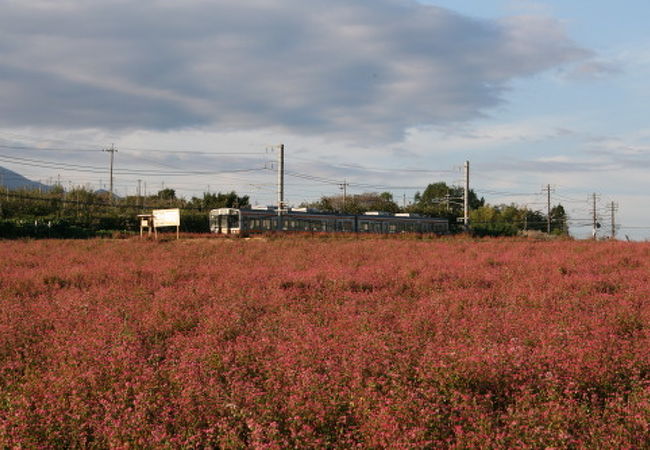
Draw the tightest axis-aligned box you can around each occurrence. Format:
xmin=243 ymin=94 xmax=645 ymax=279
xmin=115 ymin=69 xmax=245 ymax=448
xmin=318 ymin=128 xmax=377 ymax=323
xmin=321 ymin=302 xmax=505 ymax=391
xmin=0 ymin=236 xmax=649 ymax=447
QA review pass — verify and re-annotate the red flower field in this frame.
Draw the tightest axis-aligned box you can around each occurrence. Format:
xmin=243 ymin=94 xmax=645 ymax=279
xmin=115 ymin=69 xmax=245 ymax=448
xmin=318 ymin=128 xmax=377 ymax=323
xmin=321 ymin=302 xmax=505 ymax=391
xmin=1 ymin=236 xmax=649 ymax=447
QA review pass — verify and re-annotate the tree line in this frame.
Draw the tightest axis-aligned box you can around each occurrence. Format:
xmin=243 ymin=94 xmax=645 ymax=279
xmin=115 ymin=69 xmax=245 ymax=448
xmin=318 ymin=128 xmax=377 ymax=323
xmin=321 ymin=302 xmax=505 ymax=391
xmin=301 ymin=181 xmax=568 ymax=236
xmin=0 ymin=185 xmax=250 ymax=238
xmin=0 ymin=181 xmax=567 ymax=238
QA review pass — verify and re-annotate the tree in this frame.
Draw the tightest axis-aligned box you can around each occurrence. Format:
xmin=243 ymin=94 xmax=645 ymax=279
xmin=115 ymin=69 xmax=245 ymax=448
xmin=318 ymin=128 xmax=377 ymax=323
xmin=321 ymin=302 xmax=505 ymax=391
xmin=469 ymin=205 xmax=519 ymax=237
xmin=189 ymin=191 xmax=250 ymax=211
xmin=468 ymin=202 xmax=569 ymax=237
xmin=301 ymin=192 xmax=399 ymax=214
xmin=157 ymin=188 xmax=176 ymax=201
xmin=409 ymin=182 xmax=484 ymax=232
xmin=550 ymin=204 xmax=568 ymax=235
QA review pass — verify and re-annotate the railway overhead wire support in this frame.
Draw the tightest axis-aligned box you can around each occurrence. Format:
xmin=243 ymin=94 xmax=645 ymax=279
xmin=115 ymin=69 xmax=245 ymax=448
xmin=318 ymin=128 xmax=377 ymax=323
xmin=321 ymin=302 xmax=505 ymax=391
xmin=339 ymin=179 xmax=349 ymax=207
xmin=592 ymin=193 xmax=600 ymax=239
xmin=544 ymin=184 xmax=554 ymax=233
xmin=608 ymin=201 xmax=619 ymax=239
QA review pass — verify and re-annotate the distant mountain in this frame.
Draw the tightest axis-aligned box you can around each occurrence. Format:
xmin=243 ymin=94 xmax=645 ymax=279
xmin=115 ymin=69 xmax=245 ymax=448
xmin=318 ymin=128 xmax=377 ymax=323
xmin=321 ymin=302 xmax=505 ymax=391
xmin=0 ymin=166 xmax=52 ymax=191
xmin=94 ymin=189 xmax=122 ymax=200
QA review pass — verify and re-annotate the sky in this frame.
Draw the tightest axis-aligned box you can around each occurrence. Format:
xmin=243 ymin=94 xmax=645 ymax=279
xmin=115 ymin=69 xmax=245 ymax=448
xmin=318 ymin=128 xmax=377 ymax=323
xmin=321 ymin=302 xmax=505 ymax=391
xmin=0 ymin=0 xmax=649 ymax=239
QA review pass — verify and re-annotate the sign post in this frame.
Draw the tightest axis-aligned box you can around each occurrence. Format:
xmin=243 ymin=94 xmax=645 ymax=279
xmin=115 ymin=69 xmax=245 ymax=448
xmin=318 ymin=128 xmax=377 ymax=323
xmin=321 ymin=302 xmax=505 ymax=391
xmin=152 ymin=208 xmax=181 ymax=239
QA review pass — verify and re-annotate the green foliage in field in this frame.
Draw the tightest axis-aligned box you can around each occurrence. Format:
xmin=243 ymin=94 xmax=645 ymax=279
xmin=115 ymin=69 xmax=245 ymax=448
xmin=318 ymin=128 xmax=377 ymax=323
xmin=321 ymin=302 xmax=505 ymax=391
xmin=0 ymin=186 xmax=250 ymax=237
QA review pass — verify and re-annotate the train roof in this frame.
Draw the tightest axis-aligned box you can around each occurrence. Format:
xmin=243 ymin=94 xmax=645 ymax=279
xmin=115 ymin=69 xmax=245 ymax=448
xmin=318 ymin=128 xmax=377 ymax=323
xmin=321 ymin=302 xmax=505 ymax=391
xmin=210 ymin=206 xmax=446 ymax=221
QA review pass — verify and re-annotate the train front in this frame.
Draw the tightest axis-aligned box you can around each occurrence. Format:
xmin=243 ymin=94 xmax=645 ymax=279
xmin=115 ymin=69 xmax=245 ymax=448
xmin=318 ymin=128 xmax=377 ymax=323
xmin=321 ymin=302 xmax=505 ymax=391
xmin=209 ymin=208 xmax=241 ymax=234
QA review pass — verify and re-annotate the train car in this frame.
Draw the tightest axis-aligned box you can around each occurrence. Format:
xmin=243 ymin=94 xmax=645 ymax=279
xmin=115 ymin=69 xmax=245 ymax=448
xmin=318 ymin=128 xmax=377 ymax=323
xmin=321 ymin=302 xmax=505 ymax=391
xmin=209 ymin=206 xmax=448 ymax=235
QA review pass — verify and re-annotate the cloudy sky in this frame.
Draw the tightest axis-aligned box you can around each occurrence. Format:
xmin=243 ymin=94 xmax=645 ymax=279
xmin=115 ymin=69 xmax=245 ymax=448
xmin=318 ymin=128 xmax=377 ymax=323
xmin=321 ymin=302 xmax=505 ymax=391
xmin=1 ymin=0 xmax=649 ymax=239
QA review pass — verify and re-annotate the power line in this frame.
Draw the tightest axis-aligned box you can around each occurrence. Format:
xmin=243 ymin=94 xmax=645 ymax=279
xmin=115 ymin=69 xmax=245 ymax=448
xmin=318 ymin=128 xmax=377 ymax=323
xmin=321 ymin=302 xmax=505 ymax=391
xmin=0 ymin=142 xmax=266 ymax=156
xmin=280 ymin=169 xmax=427 ymax=190
xmin=288 ymin=153 xmax=457 ymax=174
xmin=0 ymin=190 xmax=261 ymax=212
xmin=0 ymin=154 xmax=266 ymax=177
xmin=475 ymin=189 xmax=541 ymax=197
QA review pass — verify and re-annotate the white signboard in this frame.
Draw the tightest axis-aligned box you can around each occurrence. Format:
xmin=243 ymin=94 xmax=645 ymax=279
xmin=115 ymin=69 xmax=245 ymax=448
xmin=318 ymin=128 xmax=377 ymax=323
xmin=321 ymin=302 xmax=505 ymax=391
xmin=153 ymin=209 xmax=180 ymax=228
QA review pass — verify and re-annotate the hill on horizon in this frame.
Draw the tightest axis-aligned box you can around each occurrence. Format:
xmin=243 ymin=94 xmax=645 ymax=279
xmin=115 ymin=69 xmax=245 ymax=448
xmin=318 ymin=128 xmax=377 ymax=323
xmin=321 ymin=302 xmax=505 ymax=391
xmin=0 ymin=166 xmax=52 ymax=191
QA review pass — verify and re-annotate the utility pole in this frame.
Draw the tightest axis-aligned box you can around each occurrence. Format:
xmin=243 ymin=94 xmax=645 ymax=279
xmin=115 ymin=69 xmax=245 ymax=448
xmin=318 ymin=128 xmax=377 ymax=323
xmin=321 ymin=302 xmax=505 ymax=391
xmin=277 ymin=144 xmax=284 ymax=229
xmin=103 ymin=144 xmax=117 ymax=203
xmin=546 ymin=184 xmax=552 ymax=234
xmin=592 ymin=193 xmax=599 ymax=240
xmin=339 ymin=179 xmax=349 ymax=209
xmin=137 ymin=179 xmax=143 ymax=210
xmin=463 ymin=160 xmax=469 ymax=230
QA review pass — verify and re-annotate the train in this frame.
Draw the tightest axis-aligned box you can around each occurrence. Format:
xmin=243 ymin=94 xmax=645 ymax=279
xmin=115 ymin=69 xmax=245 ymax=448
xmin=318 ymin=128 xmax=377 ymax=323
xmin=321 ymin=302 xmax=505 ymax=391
xmin=209 ymin=206 xmax=448 ymax=235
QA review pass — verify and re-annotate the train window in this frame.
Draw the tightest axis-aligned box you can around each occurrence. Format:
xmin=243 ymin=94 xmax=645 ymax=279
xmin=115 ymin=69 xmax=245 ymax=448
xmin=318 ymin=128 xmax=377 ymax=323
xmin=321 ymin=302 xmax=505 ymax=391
xmin=216 ymin=212 xmax=447 ymax=235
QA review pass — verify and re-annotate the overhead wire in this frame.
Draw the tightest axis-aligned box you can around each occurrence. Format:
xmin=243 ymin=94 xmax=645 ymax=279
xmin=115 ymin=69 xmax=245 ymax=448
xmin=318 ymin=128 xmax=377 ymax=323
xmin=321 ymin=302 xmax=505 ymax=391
xmin=0 ymin=141 xmax=266 ymax=156
xmin=2 ymin=135 xmax=645 ymax=237
xmin=0 ymin=154 xmax=266 ymax=177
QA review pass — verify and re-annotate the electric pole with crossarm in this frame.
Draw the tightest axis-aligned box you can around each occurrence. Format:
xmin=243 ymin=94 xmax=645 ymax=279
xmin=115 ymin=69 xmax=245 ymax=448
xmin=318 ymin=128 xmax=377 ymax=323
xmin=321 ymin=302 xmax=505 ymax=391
xmin=103 ymin=144 xmax=117 ymax=203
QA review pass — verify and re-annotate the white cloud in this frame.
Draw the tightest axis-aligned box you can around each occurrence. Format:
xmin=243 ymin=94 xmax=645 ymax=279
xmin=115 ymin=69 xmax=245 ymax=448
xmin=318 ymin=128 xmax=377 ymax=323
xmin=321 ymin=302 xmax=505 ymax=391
xmin=562 ymin=60 xmax=620 ymax=80
xmin=0 ymin=0 xmax=590 ymax=142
